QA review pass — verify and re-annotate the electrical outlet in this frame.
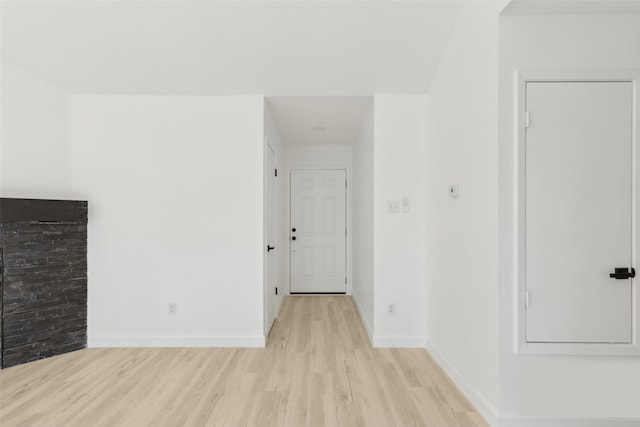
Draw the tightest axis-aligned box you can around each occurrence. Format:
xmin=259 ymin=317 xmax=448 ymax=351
xmin=169 ymin=303 xmax=177 ymax=315
xmin=388 ymin=303 xmax=396 ymax=315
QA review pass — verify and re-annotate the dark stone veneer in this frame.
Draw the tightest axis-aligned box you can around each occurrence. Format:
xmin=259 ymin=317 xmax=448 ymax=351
xmin=1 ymin=198 xmax=87 ymax=368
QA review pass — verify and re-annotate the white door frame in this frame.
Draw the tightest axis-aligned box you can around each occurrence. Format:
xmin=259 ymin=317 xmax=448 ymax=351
xmin=287 ymin=167 xmax=351 ymax=295
xmin=515 ymin=69 xmax=640 ymax=356
xmin=264 ymin=138 xmax=278 ymax=337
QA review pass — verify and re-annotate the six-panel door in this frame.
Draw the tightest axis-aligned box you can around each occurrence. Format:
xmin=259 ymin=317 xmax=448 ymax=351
xmin=290 ymin=169 xmax=347 ymax=293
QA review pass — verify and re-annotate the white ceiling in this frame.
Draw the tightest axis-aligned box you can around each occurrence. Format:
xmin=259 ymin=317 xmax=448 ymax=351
xmin=503 ymin=0 xmax=640 ymax=15
xmin=0 ymin=0 xmax=465 ymax=96
xmin=267 ymin=96 xmax=371 ymax=145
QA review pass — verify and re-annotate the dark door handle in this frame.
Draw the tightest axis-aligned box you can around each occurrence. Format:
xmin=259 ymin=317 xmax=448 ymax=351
xmin=609 ymin=267 xmax=635 ymax=279
xmin=267 ymin=245 xmax=275 ymax=252
xmin=292 ymin=228 xmax=296 ymax=232
xmin=291 ymin=236 xmax=296 ymax=241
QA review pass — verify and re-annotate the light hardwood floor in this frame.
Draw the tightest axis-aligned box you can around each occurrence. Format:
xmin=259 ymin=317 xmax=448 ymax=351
xmin=0 ymin=296 xmax=487 ymax=427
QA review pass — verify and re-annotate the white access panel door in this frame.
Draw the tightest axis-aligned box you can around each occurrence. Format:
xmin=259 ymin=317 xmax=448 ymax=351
xmin=290 ymin=169 xmax=347 ymax=293
xmin=525 ymin=81 xmax=633 ymax=343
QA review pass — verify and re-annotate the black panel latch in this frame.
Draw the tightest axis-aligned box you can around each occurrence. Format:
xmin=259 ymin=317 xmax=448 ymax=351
xmin=609 ymin=267 xmax=635 ymax=280
xmin=267 ymin=245 xmax=275 ymax=252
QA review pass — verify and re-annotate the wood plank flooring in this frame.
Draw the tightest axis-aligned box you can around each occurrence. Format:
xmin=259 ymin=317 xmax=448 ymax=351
xmin=0 ymin=296 xmax=487 ymax=427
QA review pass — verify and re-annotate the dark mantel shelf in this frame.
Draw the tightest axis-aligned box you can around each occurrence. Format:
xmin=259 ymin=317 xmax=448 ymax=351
xmin=0 ymin=198 xmax=88 ymax=223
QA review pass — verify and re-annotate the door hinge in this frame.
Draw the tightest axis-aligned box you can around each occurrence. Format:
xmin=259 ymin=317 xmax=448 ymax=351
xmin=525 ymin=110 xmax=530 ymax=129
xmin=275 ymin=169 xmax=278 ymax=177
xmin=275 ymin=287 xmax=278 ymax=295
xmin=525 ymin=290 xmax=530 ymax=309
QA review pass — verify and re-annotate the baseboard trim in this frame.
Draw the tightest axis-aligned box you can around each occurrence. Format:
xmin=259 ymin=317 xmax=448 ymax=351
xmin=425 ymin=339 xmax=499 ymax=427
xmin=352 ymin=292 xmax=374 ymax=345
xmin=499 ymin=417 xmax=640 ymax=427
xmin=89 ymin=335 xmax=266 ymax=348
xmin=374 ymin=335 xmax=426 ymax=348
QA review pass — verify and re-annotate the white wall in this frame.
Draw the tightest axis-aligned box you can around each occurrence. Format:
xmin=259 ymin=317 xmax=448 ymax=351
xmin=373 ymin=94 xmax=428 ymax=347
xmin=71 ymin=95 xmax=265 ymax=347
xmin=352 ymin=104 xmax=375 ymax=341
xmin=424 ymin=2 xmax=506 ymax=424
xmin=264 ymin=102 xmax=287 ymax=315
xmin=1 ymin=63 xmax=74 ymax=198
xmin=284 ymin=144 xmax=353 ymax=295
xmin=498 ymin=13 xmax=640 ymax=422
xmin=285 ymin=145 xmax=352 ymax=169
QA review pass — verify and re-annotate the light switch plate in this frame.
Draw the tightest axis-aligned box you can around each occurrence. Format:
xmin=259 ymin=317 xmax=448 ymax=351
xmin=401 ymin=197 xmax=410 ymax=213
xmin=449 ymin=185 xmax=459 ymax=198
xmin=387 ymin=200 xmax=400 ymax=213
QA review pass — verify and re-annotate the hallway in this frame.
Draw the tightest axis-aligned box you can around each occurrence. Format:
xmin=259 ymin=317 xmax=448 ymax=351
xmin=0 ymin=296 xmax=486 ymax=426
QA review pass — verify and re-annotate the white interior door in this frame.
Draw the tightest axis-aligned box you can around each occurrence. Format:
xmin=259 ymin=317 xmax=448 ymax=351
xmin=265 ymin=143 xmax=277 ymax=334
xmin=290 ymin=169 xmax=347 ymax=293
xmin=525 ymin=81 xmax=633 ymax=344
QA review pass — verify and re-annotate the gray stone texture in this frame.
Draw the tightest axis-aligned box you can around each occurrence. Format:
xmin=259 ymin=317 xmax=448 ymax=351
xmin=1 ymin=199 xmax=87 ymax=368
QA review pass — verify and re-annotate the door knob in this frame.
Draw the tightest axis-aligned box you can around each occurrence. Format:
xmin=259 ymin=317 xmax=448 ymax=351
xmin=267 ymin=245 xmax=275 ymax=252
xmin=609 ymin=267 xmax=635 ymax=279
xmin=292 ymin=228 xmax=296 ymax=232
xmin=291 ymin=236 xmax=296 ymax=241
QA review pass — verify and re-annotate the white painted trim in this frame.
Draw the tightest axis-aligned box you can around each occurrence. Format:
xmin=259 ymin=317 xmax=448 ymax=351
xmin=499 ymin=416 xmax=640 ymax=427
xmin=88 ymin=335 xmax=266 ymax=348
xmin=425 ymin=340 xmax=498 ymax=427
xmin=352 ymin=291 xmax=373 ymax=345
xmin=374 ymin=335 xmax=425 ymax=348
xmin=515 ymin=69 xmax=640 ymax=356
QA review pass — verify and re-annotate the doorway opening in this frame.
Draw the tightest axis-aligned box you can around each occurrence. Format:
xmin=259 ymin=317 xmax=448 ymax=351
xmin=263 ymin=96 xmax=373 ymax=334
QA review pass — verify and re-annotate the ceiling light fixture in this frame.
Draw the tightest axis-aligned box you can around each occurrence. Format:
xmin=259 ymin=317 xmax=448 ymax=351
xmin=312 ymin=126 xmax=326 ymax=132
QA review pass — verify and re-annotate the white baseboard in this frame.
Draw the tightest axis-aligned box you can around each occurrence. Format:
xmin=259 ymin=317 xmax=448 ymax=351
xmin=352 ymin=291 xmax=374 ymax=345
xmin=499 ymin=417 xmax=640 ymax=427
xmin=425 ymin=340 xmax=640 ymax=427
xmin=351 ymin=293 xmax=424 ymax=348
xmin=374 ymin=335 xmax=426 ymax=348
xmin=425 ymin=339 xmax=499 ymax=427
xmin=89 ymin=335 xmax=266 ymax=348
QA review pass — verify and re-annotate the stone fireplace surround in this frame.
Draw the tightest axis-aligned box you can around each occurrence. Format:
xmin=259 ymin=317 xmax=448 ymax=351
xmin=0 ymin=198 xmax=87 ymax=368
